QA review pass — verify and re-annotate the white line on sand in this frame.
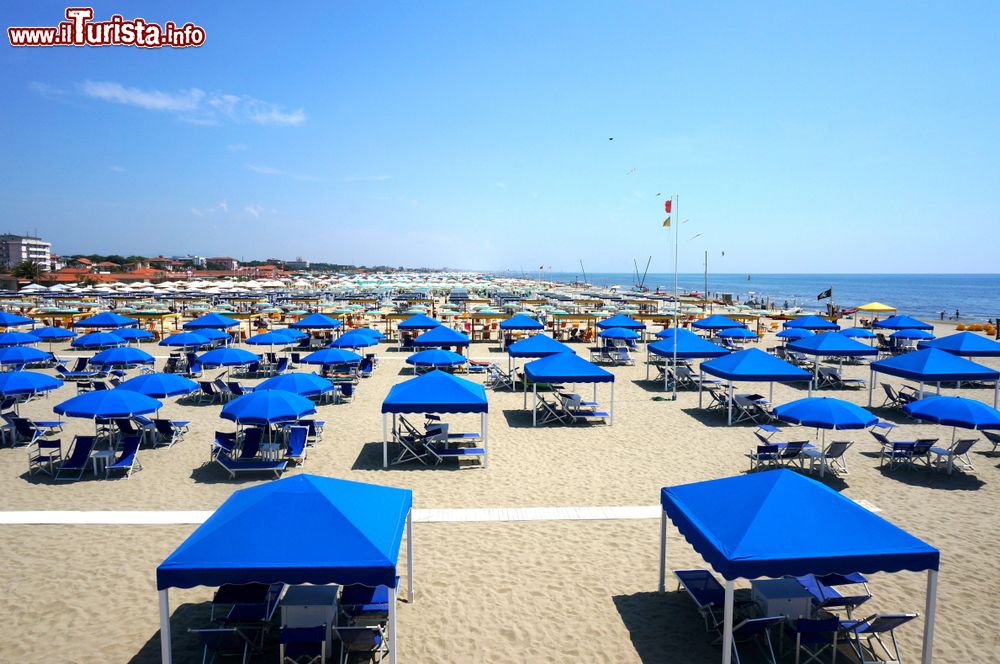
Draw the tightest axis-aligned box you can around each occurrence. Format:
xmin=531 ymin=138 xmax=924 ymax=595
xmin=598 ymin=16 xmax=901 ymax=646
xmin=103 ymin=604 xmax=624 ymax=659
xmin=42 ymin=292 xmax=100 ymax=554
xmin=0 ymin=505 xmax=661 ymax=525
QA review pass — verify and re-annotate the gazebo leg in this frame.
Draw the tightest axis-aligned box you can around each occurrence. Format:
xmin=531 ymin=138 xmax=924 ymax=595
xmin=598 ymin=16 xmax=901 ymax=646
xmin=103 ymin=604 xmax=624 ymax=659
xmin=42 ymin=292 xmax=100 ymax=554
xmin=658 ymin=511 xmax=667 ymax=592
xmin=158 ymin=589 xmax=172 ymax=664
xmin=406 ymin=510 xmax=414 ymax=601
xmin=921 ymin=569 xmax=938 ymax=664
xmin=722 ymin=580 xmax=734 ymax=664
xmin=388 ymin=584 xmax=397 ymax=664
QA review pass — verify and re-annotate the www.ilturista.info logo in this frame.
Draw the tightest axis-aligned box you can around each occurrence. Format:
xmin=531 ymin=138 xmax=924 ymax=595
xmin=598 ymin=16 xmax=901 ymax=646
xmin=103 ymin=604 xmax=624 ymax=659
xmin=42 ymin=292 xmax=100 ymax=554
xmin=8 ymin=7 xmax=205 ymax=48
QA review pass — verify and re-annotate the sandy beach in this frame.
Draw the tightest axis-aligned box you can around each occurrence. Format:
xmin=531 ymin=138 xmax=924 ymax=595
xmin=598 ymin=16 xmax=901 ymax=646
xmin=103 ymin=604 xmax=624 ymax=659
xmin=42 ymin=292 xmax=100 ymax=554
xmin=0 ymin=319 xmax=998 ymax=662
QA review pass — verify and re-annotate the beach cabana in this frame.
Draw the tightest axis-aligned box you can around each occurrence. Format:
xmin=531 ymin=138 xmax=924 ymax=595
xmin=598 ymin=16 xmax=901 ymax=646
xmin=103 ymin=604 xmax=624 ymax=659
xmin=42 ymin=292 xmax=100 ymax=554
xmin=700 ymin=348 xmax=812 ymax=424
xmin=596 ymin=313 xmax=646 ymax=330
xmin=646 ymin=332 xmax=728 ymax=391
xmin=157 ymin=474 xmax=413 ymax=664
xmin=412 ymin=326 xmax=470 ymax=353
xmin=918 ymin=331 xmax=1000 ymax=357
xmin=868 ymin=348 xmax=1000 ymax=407
xmin=874 ymin=315 xmax=933 ymax=330
xmin=381 ymin=370 xmax=489 ymax=467
xmin=787 ymin=332 xmax=878 ymax=387
xmin=784 ymin=315 xmax=840 ymax=331
xmin=506 ymin=334 xmax=573 ymax=374
xmin=499 ymin=314 xmax=544 ymax=330
xmin=398 ymin=314 xmax=441 ymax=330
xmin=523 ymin=353 xmax=614 ymax=426
xmin=658 ymin=470 xmax=940 ymax=664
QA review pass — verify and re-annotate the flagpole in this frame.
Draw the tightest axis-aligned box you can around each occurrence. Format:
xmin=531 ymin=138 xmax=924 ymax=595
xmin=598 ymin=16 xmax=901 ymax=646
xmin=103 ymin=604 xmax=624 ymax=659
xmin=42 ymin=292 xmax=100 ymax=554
xmin=672 ymin=195 xmax=679 ymax=401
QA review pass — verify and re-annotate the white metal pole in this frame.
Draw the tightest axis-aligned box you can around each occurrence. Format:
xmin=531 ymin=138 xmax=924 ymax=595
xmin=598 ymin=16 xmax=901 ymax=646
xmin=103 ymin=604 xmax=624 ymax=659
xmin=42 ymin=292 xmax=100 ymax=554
xmin=159 ymin=589 xmax=172 ymax=664
xmin=646 ymin=344 xmax=650 ymax=381
xmin=382 ymin=413 xmax=389 ymax=469
xmin=699 ymin=368 xmax=704 ymax=408
xmin=672 ymin=195 xmax=679 ymax=402
xmin=388 ymin=585 xmax=397 ymax=664
xmin=921 ymin=569 xmax=938 ymax=664
xmin=406 ymin=510 xmax=414 ymax=602
xmin=727 ymin=381 xmax=733 ymax=425
xmin=994 ymin=380 xmax=998 ymax=409
xmin=658 ymin=510 xmax=667 ymax=592
xmin=482 ymin=412 xmax=489 ymax=469
xmin=722 ymin=580 xmax=734 ymax=664
xmin=532 ymin=383 xmax=537 ymax=426
xmin=868 ymin=368 xmax=874 ymax=406
xmin=610 ymin=382 xmax=615 ymax=426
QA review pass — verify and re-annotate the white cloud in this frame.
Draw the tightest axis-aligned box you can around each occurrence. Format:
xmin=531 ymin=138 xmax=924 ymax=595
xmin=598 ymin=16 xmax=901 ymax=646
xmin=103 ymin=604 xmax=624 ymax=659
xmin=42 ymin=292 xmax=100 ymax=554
xmin=73 ymin=80 xmax=306 ymax=126
xmin=191 ymin=201 xmax=229 ymax=217
xmin=227 ymin=143 xmax=249 ymax=152
xmin=244 ymin=204 xmax=265 ymax=218
xmin=109 ymin=165 xmax=125 ymax=173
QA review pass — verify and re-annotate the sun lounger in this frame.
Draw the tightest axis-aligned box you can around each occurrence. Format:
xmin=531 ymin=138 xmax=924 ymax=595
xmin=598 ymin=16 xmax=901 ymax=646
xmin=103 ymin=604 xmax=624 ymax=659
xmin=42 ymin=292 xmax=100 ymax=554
xmin=10 ymin=417 xmax=43 ymax=447
xmin=153 ymin=419 xmax=186 ymax=447
xmin=793 ymin=573 xmax=872 ymax=618
xmin=55 ymin=364 xmax=101 ymax=381
xmin=212 ymin=431 xmax=239 ymax=460
xmin=391 ymin=416 xmax=432 ymax=465
xmin=880 ymin=383 xmax=916 ymax=409
xmin=284 ymin=426 xmax=308 ymax=465
xmin=839 ymin=613 xmax=918 ymax=664
xmin=804 ymin=440 xmax=853 ymax=476
xmin=929 ymin=438 xmax=977 ymax=475
xmin=54 ymin=435 xmax=97 ymax=481
xmin=817 ymin=367 xmax=866 ymax=390
xmin=197 ymin=380 xmax=221 ymax=404
xmin=776 ymin=441 xmax=809 ymax=468
xmin=214 ymin=378 xmax=235 ymax=402
xmin=485 ymin=364 xmax=516 ymax=390
xmin=106 ymin=435 xmax=142 ymax=479
xmin=280 ymin=625 xmax=326 ymax=664
xmin=535 ymin=394 xmax=568 ymax=425
xmin=27 ymin=439 xmax=62 ymax=476
xmin=215 ymin=450 xmax=287 ymax=479
xmin=190 ymin=627 xmax=259 ymax=664
xmin=335 ymin=626 xmax=387 ymax=664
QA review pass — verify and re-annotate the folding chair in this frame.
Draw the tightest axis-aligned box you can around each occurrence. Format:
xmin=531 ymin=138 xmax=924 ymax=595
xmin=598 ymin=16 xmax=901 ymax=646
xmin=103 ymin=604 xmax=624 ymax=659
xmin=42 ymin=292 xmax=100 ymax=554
xmin=27 ymin=439 xmax=62 ymax=476
xmin=392 ymin=416 xmax=431 ymax=465
xmin=153 ymin=419 xmax=186 ymax=447
xmin=535 ymin=394 xmax=568 ymax=425
xmin=804 ymin=440 xmax=853 ymax=475
xmin=106 ymin=435 xmax=143 ymax=479
xmin=54 ymin=435 xmax=97 ymax=481
xmin=793 ymin=573 xmax=872 ymax=619
xmin=279 ymin=626 xmax=326 ymax=664
xmin=929 ymin=438 xmax=977 ymax=474
xmin=839 ymin=613 xmax=918 ymax=664
xmin=189 ymin=627 xmax=259 ymax=664
xmin=748 ymin=444 xmax=781 ymax=471
xmin=790 ymin=617 xmax=839 ymax=664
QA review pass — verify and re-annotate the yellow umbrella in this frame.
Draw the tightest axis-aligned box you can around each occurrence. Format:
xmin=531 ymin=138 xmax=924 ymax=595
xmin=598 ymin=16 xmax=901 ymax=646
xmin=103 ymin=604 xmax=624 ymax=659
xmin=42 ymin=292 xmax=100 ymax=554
xmin=858 ymin=301 xmax=896 ymax=313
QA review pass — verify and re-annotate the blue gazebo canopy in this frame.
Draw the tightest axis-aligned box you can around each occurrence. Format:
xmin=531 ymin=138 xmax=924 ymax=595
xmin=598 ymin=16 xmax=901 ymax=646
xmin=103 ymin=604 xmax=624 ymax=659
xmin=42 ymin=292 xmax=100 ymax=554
xmin=702 ymin=348 xmax=811 ymax=382
xmin=157 ymin=474 xmax=412 ymax=590
xmin=499 ymin=314 xmax=544 ymax=330
xmin=507 ymin=334 xmax=574 ymax=359
xmin=784 ymin=315 xmax=840 ymax=331
xmin=398 ymin=314 xmax=441 ymax=330
xmin=524 ymin=353 xmax=614 ymax=383
xmin=382 ymin=370 xmax=487 ymax=414
xmin=692 ymin=314 xmax=743 ymax=331
xmin=183 ymin=312 xmax=240 ymax=330
xmin=788 ymin=332 xmax=878 ymax=357
xmin=412 ymin=326 xmax=470 ymax=348
xmin=648 ymin=336 xmax=729 ymax=360
xmin=874 ymin=315 xmax=933 ymax=330
xmin=871 ymin=348 xmax=999 ymax=383
xmin=290 ymin=313 xmax=342 ymax=330
xmin=74 ymin=311 xmax=138 ymax=328
xmin=661 ymin=470 xmax=939 ymax=580
xmin=597 ymin=314 xmax=646 ymax=330
xmin=918 ymin=331 xmax=1000 ymax=357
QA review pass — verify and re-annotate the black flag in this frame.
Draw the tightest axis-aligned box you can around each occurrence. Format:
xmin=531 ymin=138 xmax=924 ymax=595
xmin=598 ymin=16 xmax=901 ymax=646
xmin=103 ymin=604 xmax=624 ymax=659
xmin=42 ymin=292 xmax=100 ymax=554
xmin=817 ymin=288 xmax=832 ymax=300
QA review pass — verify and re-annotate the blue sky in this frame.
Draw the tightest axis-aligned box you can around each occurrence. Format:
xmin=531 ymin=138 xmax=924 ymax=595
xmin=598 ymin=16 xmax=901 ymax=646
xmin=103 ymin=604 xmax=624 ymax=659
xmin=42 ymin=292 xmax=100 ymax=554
xmin=2 ymin=1 xmax=998 ymax=273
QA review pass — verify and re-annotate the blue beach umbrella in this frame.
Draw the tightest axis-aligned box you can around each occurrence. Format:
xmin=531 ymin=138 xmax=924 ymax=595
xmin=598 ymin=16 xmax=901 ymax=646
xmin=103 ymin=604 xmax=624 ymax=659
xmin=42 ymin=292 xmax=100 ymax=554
xmin=891 ymin=329 xmax=935 ymax=341
xmin=0 ymin=371 xmax=62 ymax=397
xmin=903 ymin=396 xmax=1000 ymax=430
xmin=774 ymin=397 xmax=878 ymax=430
xmin=184 ymin=312 xmax=240 ymax=330
xmin=89 ymin=347 xmax=155 ymax=368
xmin=290 ymin=313 xmax=342 ymax=330
xmin=116 ymin=373 xmax=199 ymax=398
xmin=115 ymin=328 xmax=155 ymax=343
xmin=258 ymin=372 xmax=335 ymax=397
xmin=54 ymin=389 xmax=162 ymax=419
xmin=776 ymin=328 xmax=814 ymax=340
xmin=0 ymin=331 xmax=40 ymax=347
xmin=31 ymin=326 xmax=77 ymax=342
xmin=245 ymin=330 xmax=296 ymax=346
xmin=0 ymin=311 xmax=34 ymax=327
xmin=329 ymin=330 xmax=379 ymax=349
xmin=301 ymin=348 xmax=363 ymax=367
xmin=194 ymin=328 xmax=233 ymax=344
xmin=874 ymin=315 xmax=933 ymax=331
xmin=72 ymin=331 xmax=126 ymax=350
xmin=784 ymin=315 xmax=840 ymax=331
xmin=354 ymin=328 xmax=385 ymax=341
xmin=692 ymin=314 xmax=744 ymax=331
xmin=199 ymin=348 xmax=260 ymax=368
xmin=839 ymin=327 xmax=876 ymax=339
xmin=0 ymin=346 xmax=53 ymax=366
xmin=74 ymin=311 xmax=139 ymax=329
xmin=221 ymin=389 xmax=316 ymax=426
xmin=160 ymin=332 xmax=212 ymax=349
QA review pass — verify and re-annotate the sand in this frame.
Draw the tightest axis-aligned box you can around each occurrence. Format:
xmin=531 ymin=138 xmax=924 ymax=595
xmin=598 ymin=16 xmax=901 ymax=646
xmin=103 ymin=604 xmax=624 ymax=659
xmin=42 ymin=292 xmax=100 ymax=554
xmin=0 ymin=321 xmax=998 ymax=662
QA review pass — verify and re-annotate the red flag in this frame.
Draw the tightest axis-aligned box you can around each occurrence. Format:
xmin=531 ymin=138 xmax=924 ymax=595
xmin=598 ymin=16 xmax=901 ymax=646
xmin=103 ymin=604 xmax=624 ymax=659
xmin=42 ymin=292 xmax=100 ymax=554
xmin=664 ymin=199 xmax=672 ymax=213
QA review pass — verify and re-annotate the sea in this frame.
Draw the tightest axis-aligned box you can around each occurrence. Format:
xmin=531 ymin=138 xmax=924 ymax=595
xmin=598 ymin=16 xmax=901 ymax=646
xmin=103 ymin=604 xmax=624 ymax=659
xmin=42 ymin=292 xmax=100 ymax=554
xmin=541 ymin=273 xmax=1000 ymax=323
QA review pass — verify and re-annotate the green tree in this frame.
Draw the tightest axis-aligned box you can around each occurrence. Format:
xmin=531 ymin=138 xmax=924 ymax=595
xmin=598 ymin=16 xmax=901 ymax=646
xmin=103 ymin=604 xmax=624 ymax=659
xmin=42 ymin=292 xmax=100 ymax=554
xmin=12 ymin=261 xmax=40 ymax=280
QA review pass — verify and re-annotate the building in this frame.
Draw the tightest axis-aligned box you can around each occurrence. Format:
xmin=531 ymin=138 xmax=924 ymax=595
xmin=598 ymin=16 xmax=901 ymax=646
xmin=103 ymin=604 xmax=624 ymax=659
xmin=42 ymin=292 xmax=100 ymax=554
xmin=286 ymin=257 xmax=310 ymax=270
xmin=172 ymin=254 xmax=205 ymax=267
xmin=0 ymin=234 xmax=52 ymax=271
xmin=206 ymin=256 xmax=239 ymax=271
